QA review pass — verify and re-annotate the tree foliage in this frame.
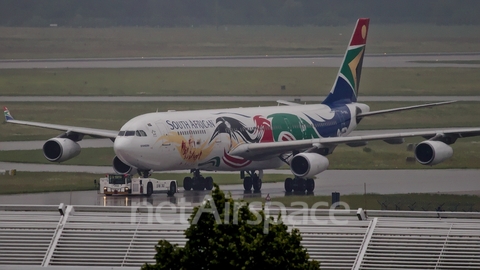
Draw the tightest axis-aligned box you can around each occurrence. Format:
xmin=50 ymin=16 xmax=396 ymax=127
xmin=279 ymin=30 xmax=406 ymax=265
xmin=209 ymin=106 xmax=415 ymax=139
xmin=1 ymin=0 xmax=480 ymax=27
xmin=142 ymin=184 xmax=320 ymax=269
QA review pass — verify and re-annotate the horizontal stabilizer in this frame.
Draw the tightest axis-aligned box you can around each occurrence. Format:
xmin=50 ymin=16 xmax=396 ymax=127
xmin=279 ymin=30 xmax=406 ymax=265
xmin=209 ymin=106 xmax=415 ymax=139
xmin=357 ymin=101 xmax=456 ymax=119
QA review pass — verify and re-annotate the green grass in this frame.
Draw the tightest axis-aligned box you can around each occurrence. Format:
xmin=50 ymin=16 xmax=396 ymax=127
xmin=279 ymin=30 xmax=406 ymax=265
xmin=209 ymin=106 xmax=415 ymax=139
xmin=0 ymin=171 xmax=284 ymax=194
xmin=1 ymin=24 xmax=480 ymax=59
xmin=0 ymin=172 xmax=100 ymax=194
xmin=1 ymin=101 xmax=479 ymax=142
xmin=1 ymin=67 xmax=480 ymax=96
xmin=245 ymin=193 xmax=480 ymax=212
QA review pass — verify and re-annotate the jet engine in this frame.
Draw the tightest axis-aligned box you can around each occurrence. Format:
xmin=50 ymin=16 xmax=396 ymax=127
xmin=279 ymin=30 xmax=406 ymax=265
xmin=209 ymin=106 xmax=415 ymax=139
xmin=113 ymin=156 xmax=137 ymax=175
xmin=290 ymin=153 xmax=329 ymax=178
xmin=43 ymin=138 xmax=81 ymax=162
xmin=414 ymin=140 xmax=453 ymax=166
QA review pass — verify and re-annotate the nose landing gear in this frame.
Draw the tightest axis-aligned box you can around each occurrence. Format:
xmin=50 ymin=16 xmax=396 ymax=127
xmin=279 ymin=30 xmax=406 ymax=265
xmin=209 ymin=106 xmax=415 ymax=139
xmin=138 ymin=170 xmax=151 ymax=178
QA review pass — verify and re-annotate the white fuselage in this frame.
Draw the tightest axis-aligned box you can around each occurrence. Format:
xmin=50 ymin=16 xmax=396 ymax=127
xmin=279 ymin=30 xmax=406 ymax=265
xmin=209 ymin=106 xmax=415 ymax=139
xmin=113 ymin=103 xmax=369 ymax=172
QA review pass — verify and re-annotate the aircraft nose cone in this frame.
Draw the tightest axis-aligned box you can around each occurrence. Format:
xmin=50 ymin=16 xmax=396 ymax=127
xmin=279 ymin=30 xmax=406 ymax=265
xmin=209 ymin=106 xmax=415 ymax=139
xmin=114 ymin=137 xmax=135 ymax=166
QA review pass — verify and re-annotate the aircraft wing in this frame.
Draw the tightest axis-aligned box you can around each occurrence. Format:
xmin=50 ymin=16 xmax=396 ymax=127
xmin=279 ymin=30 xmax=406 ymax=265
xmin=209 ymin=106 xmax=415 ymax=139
xmin=4 ymin=107 xmax=118 ymax=139
xmin=228 ymin=127 xmax=480 ymax=160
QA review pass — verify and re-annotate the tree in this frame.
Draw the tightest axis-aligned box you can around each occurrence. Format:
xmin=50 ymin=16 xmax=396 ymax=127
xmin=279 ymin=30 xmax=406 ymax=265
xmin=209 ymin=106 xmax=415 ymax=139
xmin=142 ymin=184 xmax=320 ymax=270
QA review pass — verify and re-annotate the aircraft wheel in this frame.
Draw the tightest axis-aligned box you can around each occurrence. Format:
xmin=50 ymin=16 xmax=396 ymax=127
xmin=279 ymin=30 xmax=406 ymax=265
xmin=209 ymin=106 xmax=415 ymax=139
xmin=252 ymin=176 xmax=262 ymax=192
xmin=205 ymin=176 xmax=214 ymax=190
xmin=193 ymin=176 xmax=205 ymax=191
xmin=306 ymin=178 xmax=315 ymax=192
xmin=146 ymin=182 xmax=153 ymax=197
xmin=183 ymin=177 xmax=192 ymax=191
xmin=284 ymin=177 xmax=293 ymax=193
xmin=243 ymin=176 xmax=253 ymax=191
xmin=169 ymin=181 xmax=177 ymax=195
xmin=294 ymin=177 xmax=306 ymax=193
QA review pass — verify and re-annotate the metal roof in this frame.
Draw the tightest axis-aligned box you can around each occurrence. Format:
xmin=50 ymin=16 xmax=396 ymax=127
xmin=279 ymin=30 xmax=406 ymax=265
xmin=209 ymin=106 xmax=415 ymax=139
xmin=1 ymin=204 xmax=479 ymax=270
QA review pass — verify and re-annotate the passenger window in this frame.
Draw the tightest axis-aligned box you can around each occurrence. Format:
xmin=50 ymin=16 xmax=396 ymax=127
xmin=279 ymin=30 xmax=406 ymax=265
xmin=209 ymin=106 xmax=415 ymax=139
xmin=118 ymin=131 xmax=125 ymax=136
xmin=125 ymin=130 xmax=135 ymax=136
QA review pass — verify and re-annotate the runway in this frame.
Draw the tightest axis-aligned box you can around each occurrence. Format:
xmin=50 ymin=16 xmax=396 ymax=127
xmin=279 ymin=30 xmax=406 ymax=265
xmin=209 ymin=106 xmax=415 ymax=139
xmin=1 ymin=53 xmax=480 ymax=69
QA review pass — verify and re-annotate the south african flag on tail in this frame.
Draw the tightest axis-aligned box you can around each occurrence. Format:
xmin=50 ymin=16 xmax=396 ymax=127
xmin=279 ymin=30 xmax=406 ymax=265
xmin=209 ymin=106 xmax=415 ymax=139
xmin=322 ymin=18 xmax=369 ymax=106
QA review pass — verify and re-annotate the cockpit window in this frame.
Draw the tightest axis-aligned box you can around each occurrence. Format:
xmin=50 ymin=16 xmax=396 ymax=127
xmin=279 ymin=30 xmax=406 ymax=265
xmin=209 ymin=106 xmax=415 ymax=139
xmin=125 ymin=130 xmax=135 ymax=136
xmin=134 ymin=130 xmax=148 ymax=137
xmin=118 ymin=131 xmax=125 ymax=136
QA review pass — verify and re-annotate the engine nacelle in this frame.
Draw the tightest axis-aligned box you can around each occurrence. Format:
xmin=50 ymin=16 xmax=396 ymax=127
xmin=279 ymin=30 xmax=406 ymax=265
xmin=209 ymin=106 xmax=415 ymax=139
xmin=290 ymin=153 xmax=329 ymax=178
xmin=43 ymin=138 xmax=81 ymax=162
xmin=113 ymin=156 xmax=137 ymax=175
xmin=414 ymin=140 xmax=453 ymax=166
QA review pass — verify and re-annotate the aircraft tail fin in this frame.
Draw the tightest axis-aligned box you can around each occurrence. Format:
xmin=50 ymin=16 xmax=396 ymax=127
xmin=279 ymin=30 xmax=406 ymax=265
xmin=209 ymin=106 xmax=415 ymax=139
xmin=4 ymin=107 xmax=14 ymax=121
xmin=322 ymin=18 xmax=370 ymax=106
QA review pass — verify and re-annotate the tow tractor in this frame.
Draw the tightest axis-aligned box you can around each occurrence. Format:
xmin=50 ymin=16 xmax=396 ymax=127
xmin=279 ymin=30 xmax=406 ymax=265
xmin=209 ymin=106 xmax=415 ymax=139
xmin=100 ymin=174 xmax=177 ymax=196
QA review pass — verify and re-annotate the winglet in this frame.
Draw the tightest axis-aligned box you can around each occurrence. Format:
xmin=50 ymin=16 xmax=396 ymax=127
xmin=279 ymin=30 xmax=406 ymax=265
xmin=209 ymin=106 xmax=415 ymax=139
xmin=4 ymin=107 xmax=14 ymax=121
xmin=322 ymin=18 xmax=370 ymax=106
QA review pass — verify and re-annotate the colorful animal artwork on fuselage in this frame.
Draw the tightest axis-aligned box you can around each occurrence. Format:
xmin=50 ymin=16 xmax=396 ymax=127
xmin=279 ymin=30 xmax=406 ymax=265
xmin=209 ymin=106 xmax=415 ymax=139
xmin=159 ymin=106 xmax=351 ymax=169
xmin=210 ymin=107 xmax=351 ymax=144
xmin=158 ymin=132 xmax=215 ymax=164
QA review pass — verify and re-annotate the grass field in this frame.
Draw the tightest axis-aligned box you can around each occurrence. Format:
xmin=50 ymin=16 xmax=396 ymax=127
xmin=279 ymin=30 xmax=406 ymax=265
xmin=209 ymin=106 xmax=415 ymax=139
xmin=0 ymin=171 xmax=285 ymax=194
xmin=1 ymin=101 xmax=478 ymax=142
xmin=1 ymin=24 xmax=480 ymax=59
xmin=245 ymin=193 xmax=480 ymax=212
xmin=1 ymin=67 xmax=479 ymax=96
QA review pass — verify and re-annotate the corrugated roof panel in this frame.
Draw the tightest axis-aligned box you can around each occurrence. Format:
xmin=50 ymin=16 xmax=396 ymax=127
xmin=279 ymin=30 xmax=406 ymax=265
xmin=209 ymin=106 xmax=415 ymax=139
xmin=1 ymin=205 xmax=480 ymax=270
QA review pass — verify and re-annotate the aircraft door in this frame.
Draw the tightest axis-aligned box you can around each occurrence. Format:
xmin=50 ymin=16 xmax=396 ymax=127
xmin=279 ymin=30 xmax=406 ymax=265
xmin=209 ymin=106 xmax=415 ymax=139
xmin=155 ymin=121 xmax=169 ymax=136
xmin=155 ymin=121 xmax=174 ymax=157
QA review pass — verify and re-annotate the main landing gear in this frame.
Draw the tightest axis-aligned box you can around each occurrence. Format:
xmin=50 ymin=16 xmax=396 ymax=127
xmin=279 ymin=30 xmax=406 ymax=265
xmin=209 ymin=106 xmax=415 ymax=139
xmin=242 ymin=170 xmax=263 ymax=192
xmin=139 ymin=170 xmax=151 ymax=178
xmin=183 ymin=169 xmax=214 ymax=191
xmin=284 ymin=177 xmax=315 ymax=193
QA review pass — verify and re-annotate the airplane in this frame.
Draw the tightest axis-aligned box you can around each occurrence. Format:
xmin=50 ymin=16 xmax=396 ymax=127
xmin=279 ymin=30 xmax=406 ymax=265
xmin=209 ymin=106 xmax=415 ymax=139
xmin=4 ymin=18 xmax=480 ymax=193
